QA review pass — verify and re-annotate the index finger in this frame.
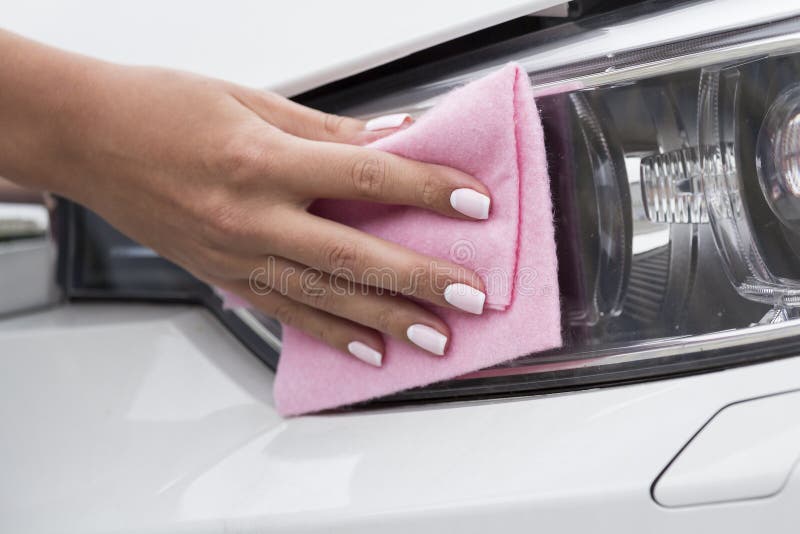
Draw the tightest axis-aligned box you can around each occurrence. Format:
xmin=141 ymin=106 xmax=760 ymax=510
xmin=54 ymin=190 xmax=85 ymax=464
xmin=277 ymin=136 xmax=492 ymax=221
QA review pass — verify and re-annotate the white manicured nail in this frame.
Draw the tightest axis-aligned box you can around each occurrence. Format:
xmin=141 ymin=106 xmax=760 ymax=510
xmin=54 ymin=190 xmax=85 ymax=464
xmin=365 ymin=113 xmax=411 ymax=131
xmin=347 ymin=341 xmax=383 ymax=367
xmin=450 ymin=188 xmax=490 ymax=219
xmin=444 ymin=283 xmax=486 ymax=314
xmin=406 ymin=324 xmax=448 ymax=356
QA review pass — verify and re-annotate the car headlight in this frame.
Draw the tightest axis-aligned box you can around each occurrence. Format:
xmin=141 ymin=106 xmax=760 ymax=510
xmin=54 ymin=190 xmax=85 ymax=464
xmin=56 ymin=2 xmax=800 ymax=408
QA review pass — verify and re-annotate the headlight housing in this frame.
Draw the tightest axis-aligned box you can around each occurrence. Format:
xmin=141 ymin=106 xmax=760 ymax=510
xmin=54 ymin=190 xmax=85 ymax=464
xmin=56 ymin=1 xmax=800 ymax=408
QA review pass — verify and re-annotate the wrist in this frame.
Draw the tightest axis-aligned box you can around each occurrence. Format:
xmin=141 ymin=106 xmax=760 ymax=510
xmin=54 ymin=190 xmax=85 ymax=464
xmin=0 ymin=30 xmax=118 ymax=200
xmin=42 ymin=61 xmax=127 ymax=202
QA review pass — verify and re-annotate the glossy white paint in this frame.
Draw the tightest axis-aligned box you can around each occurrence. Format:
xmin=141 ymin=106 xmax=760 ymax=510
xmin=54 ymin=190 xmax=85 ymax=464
xmin=2 ymin=303 xmax=800 ymax=533
xmin=654 ymin=390 xmax=800 ymax=507
xmin=1 ymin=0 xmax=564 ymax=95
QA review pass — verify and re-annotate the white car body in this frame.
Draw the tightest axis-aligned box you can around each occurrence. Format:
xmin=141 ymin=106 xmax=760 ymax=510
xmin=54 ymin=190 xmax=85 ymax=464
xmin=3 ymin=1 xmax=800 ymax=532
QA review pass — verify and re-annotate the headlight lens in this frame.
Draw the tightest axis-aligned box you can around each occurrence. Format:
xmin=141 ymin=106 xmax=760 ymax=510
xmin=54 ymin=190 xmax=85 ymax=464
xmin=306 ymin=5 xmax=800 ymax=404
xmin=57 ymin=2 xmax=800 ymax=407
xmin=758 ymin=84 xmax=800 ymax=243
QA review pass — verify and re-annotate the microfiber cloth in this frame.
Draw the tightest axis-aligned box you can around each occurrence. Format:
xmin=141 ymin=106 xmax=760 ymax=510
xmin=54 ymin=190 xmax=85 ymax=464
xmin=274 ymin=63 xmax=561 ymax=415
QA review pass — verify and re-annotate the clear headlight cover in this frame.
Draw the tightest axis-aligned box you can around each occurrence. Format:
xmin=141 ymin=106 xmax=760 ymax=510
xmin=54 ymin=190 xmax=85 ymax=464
xmin=57 ymin=2 xmax=800 ymax=408
xmin=297 ymin=6 xmax=800 ymax=404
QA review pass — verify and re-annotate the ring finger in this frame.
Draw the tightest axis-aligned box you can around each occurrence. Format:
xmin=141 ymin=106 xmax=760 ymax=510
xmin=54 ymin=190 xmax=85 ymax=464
xmin=254 ymin=255 xmax=451 ymax=356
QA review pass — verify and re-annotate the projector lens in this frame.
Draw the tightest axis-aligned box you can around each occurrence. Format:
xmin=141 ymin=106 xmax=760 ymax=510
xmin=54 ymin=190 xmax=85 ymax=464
xmin=757 ymin=83 xmax=800 ymax=233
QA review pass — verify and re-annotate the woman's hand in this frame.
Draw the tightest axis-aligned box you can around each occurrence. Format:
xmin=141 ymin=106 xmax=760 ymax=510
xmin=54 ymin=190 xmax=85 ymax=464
xmin=0 ymin=31 xmax=491 ymax=366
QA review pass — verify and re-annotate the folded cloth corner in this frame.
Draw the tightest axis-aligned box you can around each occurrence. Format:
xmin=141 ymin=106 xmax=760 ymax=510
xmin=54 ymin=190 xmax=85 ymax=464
xmin=272 ymin=62 xmax=561 ymax=415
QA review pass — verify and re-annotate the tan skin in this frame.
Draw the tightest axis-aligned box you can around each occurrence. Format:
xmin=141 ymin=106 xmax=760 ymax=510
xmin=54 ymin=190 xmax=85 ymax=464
xmin=0 ymin=30 xmax=491 ymax=362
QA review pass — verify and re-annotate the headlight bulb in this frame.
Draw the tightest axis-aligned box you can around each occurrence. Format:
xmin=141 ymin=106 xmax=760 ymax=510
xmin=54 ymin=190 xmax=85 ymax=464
xmin=641 ymin=146 xmax=707 ymax=224
xmin=757 ymin=83 xmax=800 ymax=233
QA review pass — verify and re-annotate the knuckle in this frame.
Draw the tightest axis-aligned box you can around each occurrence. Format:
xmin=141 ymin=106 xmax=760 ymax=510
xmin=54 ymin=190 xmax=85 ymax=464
xmin=350 ymin=157 xmax=388 ymax=199
xmin=375 ymin=306 xmax=399 ymax=333
xmin=217 ymin=134 xmax=275 ymax=185
xmin=205 ymin=200 xmax=240 ymax=236
xmin=323 ymin=113 xmax=347 ymax=136
xmin=322 ymin=241 xmax=362 ymax=274
xmin=257 ymin=90 xmax=282 ymax=107
xmin=314 ymin=324 xmax=332 ymax=347
xmin=418 ymin=173 xmax=443 ymax=208
xmin=201 ymin=197 xmax=259 ymax=247
xmin=272 ymin=301 xmax=300 ymax=326
xmin=305 ymin=290 xmax=331 ymax=311
xmin=300 ymin=272 xmax=332 ymax=309
xmin=407 ymin=267 xmax=432 ymax=297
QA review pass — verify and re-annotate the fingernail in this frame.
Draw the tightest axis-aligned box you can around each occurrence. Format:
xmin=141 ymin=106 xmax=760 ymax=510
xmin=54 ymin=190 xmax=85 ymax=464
xmin=444 ymin=283 xmax=486 ymax=314
xmin=450 ymin=188 xmax=490 ymax=220
xmin=406 ymin=324 xmax=448 ymax=356
xmin=365 ymin=113 xmax=411 ymax=131
xmin=347 ymin=341 xmax=383 ymax=367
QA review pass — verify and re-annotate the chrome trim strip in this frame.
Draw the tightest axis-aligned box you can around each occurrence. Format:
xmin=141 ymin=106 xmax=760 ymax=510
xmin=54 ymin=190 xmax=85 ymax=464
xmin=231 ymin=308 xmax=282 ymax=352
xmin=530 ymin=32 xmax=800 ymax=94
xmin=454 ymin=317 xmax=800 ymax=380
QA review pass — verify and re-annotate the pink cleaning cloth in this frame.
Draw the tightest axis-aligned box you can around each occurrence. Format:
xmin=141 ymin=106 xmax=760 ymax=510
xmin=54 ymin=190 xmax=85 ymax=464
xmin=274 ymin=63 xmax=561 ymax=415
